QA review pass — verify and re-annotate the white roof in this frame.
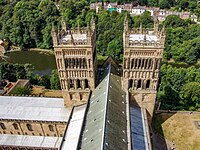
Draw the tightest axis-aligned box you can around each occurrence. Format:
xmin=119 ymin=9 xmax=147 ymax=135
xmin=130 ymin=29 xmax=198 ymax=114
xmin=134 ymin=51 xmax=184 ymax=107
xmin=0 ymin=96 xmax=72 ymax=122
xmin=61 ymin=104 xmax=87 ymax=150
xmin=62 ymin=34 xmax=87 ymax=42
xmin=0 ymin=134 xmax=63 ymax=148
xmin=129 ymin=34 xmax=158 ymax=42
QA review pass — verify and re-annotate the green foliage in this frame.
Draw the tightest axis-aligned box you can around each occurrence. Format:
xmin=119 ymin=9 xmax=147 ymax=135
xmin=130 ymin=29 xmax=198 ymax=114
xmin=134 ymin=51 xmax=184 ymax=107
xmin=11 ymin=87 xmax=32 ymax=95
xmin=158 ymin=64 xmax=200 ymax=110
xmin=148 ymin=0 xmax=158 ymax=7
xmin=164 ymin=23 xmax=200 ymax=64
xmin=180 ymin=82 xmax=200 ymax=109
xmin=0 ymin=0 xmax=59 ymax=49
xmin=50 ymin=70 xmax=61 ymax=90
xmin=96 ymin=11 xmax=125 ymax=60
xmin=0 ymin=62 xmax=33 ymax=82
xmin=38 ymin=75 xmax=51 ymax=89
xmin=133 ymin=11 xmax=153 ymax=28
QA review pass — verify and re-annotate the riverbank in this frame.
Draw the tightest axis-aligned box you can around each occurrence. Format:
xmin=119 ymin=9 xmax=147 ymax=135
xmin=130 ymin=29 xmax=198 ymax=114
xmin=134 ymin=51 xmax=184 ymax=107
xmin=7 ymin=47 xmax=54 ymax=54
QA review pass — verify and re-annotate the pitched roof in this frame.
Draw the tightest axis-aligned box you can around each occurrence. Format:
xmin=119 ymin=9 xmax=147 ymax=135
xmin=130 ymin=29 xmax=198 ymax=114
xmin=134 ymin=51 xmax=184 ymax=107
xmin=78 ymin=64 xmax=128 ymax=150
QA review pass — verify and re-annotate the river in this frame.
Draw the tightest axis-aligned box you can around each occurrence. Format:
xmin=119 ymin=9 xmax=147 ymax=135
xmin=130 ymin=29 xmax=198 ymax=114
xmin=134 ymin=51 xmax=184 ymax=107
xmin=0 ymin=51 xmax=57 ymax=75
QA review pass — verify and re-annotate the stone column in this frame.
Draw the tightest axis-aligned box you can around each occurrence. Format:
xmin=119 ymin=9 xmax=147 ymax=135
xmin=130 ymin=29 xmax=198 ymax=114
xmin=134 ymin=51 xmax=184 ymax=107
xmin=126 ymin=59 xmax=129 ymax=69
xmin=142 ymin=59 xmax=144 ymax=69
xmin=133 ymin=58 xmax=136 ymax=69
xmin=157 ymin=59 xmax=160 ymax=69
xmin=74 ymin=80 xmax=77 ymax=90
xmin=148 ymin=59 xmax=151 ymax=69
xmin=144 ymin=59 xmax=146 ymax=69
xmin=82 ymin=80 xmax=85 ymax=89
xmin=137 ymin=59 xmax=139 ymax=69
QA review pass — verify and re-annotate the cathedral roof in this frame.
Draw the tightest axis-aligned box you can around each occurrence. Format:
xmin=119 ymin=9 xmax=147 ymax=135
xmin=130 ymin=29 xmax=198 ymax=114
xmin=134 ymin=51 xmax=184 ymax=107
xmin=78 ymin=64 xmax=128 ymax=150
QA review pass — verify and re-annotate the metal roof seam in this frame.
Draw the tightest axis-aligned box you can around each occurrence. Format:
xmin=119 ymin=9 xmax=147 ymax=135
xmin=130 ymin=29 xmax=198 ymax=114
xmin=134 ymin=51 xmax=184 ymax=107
xmin=101 ymin=63 xmax=112 ymax=150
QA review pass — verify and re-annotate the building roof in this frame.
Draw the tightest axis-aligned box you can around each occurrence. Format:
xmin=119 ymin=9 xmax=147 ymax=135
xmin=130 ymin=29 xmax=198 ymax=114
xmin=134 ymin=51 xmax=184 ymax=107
xmin=62 ymin=33 xmax=87 ymax=43
xmin=0 ymin=134 xmax=63 ymax=148
xmin=61 ymin=104 xmax=87 ymax=150
xmin=0 ymin=96 xmax=72 ymax=122
xmin=130 ymin=104 xmax=151 ymax=150
xmin=79 ymin=63 xmax=128 ymax=150
xmin=129 ymin=34 xmax=158 ymax=42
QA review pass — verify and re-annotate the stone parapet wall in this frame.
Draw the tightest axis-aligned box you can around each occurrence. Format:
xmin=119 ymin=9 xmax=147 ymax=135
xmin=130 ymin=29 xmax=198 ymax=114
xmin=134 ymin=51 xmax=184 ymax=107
xmin=0 ymin=119 xmax=67 ymax=137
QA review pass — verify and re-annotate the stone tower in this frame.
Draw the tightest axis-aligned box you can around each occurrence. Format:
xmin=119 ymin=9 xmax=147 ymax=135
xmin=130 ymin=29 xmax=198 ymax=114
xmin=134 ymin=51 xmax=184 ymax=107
xmin=123 ymin=16 xmax=165 ymax=117
xmin=52 ymin=16 xmax=97 ymax=106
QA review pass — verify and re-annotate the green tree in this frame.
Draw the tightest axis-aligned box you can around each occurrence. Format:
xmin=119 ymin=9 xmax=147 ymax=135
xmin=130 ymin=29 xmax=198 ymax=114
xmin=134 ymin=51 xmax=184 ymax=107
xmin=107 ymin=39 xmax=122 ymax=60
xmin=12 ymin=87 xmax=32 ymax=95
xmin=50 ymin=70 xmax=61 ymax=90
xmin=180 ymin=82 xmax=200 ymax=110
xmin=159 ymin=0 xmax=170 ymax=9
xmin=148 ymin=0 xmax=158 ymax=7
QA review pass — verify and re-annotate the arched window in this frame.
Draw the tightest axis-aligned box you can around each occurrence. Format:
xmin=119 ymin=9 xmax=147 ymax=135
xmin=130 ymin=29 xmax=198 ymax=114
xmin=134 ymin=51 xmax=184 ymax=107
xmin=69 ymin=79 xmax=74 ymax=89
xmin=135 ymin=59 xmax=137 ymax=69
xmin=146 ymin=80 xmax=151 ymax=89
xmin=13 ymin=123 xmax=19 ymax=130
xmin=48 ymin=125 xmax=54 ymax=132
xmin=85 ymin=79 xmax=89 ymax=89
xmin=131 ymin=59 xmax=134 ymax=69
xmin=26 ymin=124 xmax=33 ymax=131
xmin=128 ymin=79 xmax=133 ymax=89
xmin=65 ymin=59 xmax=68 ymax=68
xmin=141 ymin=59 xmax=144 ymax=68
xmin=0 ymin=123 xmax=6 ymax=130
xmin=80 ymin=94 xmax=83 ymax=100
xmin=138 ymin=59 xmax=141 ymax=68
xmin=83 ymin=59 xmax=87 ymax=68
xmin=77 ymin=79 xmax=81 ymax=89
xmin=137 ymin=79 xmax=142 ymax=89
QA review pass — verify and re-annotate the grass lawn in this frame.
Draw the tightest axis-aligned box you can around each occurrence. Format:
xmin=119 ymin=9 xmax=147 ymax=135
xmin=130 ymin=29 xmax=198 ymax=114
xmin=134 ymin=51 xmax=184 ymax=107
xmin=153 ymin=112 xmax=200 ymax=150
xmin=32 ymin=86 xmax=62 ymax=98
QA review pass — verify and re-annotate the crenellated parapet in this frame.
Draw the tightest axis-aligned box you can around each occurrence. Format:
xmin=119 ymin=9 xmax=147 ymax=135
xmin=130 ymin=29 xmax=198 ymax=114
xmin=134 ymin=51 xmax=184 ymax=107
xmin=52 ymin=16 xmax=96 ymax=46
xmin=123 ymin=16 xmax=165 ymax=49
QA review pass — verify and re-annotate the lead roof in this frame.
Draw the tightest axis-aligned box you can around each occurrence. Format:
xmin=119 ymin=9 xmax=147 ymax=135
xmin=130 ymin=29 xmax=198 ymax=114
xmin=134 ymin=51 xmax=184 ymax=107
xmin=78 ymin=63 xmax=128 ymax=150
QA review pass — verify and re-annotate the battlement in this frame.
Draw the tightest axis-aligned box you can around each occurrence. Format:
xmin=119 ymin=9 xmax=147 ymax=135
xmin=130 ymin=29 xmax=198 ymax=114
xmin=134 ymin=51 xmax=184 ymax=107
xmin=52 ymin=16 xmax=96 ymax=46
xmin=123 ymin=16 xmax=165 ymax=48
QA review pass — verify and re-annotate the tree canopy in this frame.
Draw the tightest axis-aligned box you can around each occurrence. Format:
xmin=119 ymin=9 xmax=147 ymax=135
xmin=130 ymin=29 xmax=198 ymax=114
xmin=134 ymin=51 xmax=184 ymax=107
xmin=158 ymin=65 xmax=200 ymax=111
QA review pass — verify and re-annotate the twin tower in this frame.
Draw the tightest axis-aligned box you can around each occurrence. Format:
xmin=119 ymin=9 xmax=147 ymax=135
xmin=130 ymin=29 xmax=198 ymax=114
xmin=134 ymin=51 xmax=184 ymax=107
xmin=52 ymin=15 xmax=165 ymax=116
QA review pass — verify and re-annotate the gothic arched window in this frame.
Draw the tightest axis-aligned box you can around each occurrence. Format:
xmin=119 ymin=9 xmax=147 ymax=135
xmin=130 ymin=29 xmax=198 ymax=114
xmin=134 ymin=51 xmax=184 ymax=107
xmin=77 ymin=79 xmax=81 ymax=89
xmin=129 ymin=79 xmax=133 ymax=89
xmin=146 ymin=80 xmax=151 ymax=89
xmin=85 ymin=79 xmax=89 ymax=89
xmin=137 ymin=79 xmax=142 ymax=89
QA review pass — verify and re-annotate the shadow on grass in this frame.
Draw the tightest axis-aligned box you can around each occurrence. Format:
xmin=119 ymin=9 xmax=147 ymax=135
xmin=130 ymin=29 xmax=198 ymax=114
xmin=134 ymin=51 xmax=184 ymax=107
xmin=152 ymin=111 xmax=177 ymax=150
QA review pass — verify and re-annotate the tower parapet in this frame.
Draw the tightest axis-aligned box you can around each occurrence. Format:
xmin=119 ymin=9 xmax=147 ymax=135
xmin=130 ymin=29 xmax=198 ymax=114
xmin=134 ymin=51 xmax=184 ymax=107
xmin=52 ymin=16 xmax=97 ymax=106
